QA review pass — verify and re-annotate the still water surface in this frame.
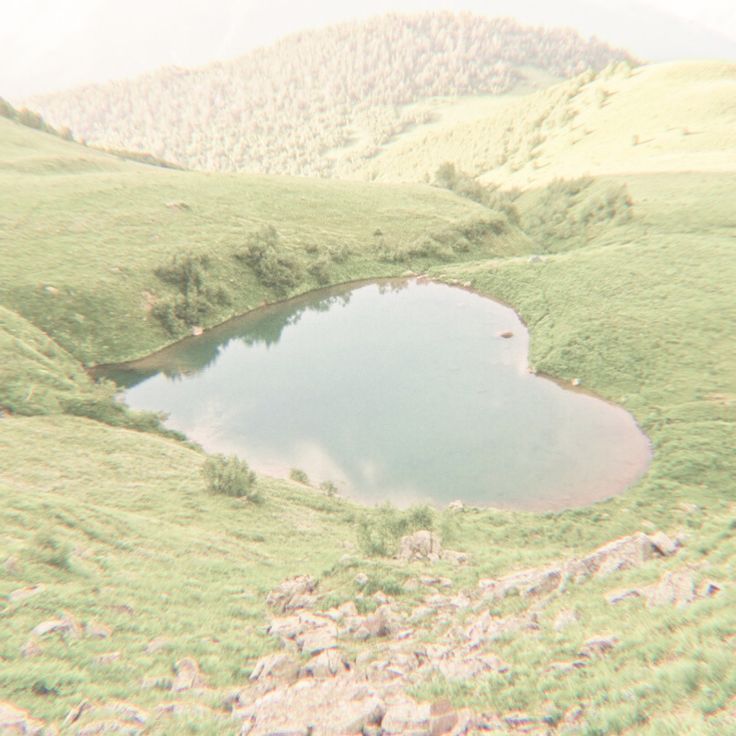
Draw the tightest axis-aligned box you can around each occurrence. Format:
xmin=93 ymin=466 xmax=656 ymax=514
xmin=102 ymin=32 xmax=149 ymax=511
xmin=101 ymin=279 xmax=650 ymax=509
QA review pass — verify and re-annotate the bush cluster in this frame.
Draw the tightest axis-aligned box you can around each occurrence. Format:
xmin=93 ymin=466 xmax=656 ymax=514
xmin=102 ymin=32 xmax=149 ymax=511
xmin=202 ymin=454 xmax=260 ymax=501
xmin=236 ymin=226 xmax=303 ymax=294
xmin=356 ymin=504 xmax=435 ymax=557
xmin=152 ymin=252 xmax=231 ymax=334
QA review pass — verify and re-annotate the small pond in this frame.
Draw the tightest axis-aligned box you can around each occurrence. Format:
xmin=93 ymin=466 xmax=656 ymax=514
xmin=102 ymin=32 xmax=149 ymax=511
xmin=99 ymin=279 xmax=651 ymax=510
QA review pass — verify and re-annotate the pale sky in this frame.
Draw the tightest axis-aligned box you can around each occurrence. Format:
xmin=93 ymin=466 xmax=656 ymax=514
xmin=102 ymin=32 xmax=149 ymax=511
xmin=2 ymin=0 xmax=734 ymax=102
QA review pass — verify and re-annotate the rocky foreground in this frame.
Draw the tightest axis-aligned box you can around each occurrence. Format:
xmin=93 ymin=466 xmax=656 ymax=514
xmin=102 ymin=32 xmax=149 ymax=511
xmin=1 ymin=529 xmax=723 ymax=735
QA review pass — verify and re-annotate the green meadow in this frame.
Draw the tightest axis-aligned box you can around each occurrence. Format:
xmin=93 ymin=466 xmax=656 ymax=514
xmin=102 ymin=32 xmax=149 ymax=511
xmin=1 ymin=61 xmax=735 ymax=734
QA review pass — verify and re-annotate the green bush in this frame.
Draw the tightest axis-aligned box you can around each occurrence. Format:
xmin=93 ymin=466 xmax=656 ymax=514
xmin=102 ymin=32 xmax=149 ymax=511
xmin=236 ymin=225 xmax=303 ymax=294
xmin=202 ymin=454 xmax=259 ymax=501
xmin=320 ymin=480 xmax=339 ymax=497
xmin=289 ymin=468 xmax=310 ymax=484
xmin=356 ymin=503 xmax=435 ymax=557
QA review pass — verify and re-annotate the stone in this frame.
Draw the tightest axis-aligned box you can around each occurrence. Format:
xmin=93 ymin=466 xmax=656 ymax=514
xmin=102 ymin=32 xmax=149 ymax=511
xmin=172 ymin=657 xmax=205 ymax=691
xmin=553 ymin=608 xmax=581 ymax=631
xmin=440 ymin=550 xmax=469 ymax=565
xmin=191 ymin=325 xmax=204 ymax=336
xmin=299 ymin=648 xmax=351 ymax=678
xmin=93 ymin=651 xmax=122 ymax=666
xmin=32 ymin=612 xmax=81 ymax=639
xmin=20 ymin=639 xmax=42 ymax=658
xmin=482 ymin=566 xmax=562 ymax=600
xmin=645 ymin=571 xmax=696 ymax=608
xmin=648 ymin=531 xmax=679 ymax=557
xmin=606 ymin=588 xmax=643 ymax=605
xmin=698 ymin=579 xmax=723 ymax=598
xmin=429 ymin=699 xmax=458 ymax=736
xmin=63 ymin=700 xmax=93 ymax=726
xmin=249 ymin=653 xmax=300 ymax=683
xmin=144 ymin=636 xmax=172 ymax=654
xmin=580 ymin=635 xmax=618 ymax=657
xmin=498 ymin=331 xmax=514 ymax=339
xmin=381 ymin=700 xmax=431 ymax=735
xmin=419 ymin=576 xmax=453 ymax=588
xmin=8 ymin=584 xmax=45 ymax=604
xmin=85 ymin=621 xmax=112 ymax=639
xmin=0 ymin=701 xmax=46 ymax=735
xmin=297 ymin=625 xmax=338 ymax=655
xmin=528 ymin=255 xmax=543 ymax=263
xmin=266 ymin=575 xmax=317 ymax=613
xmin=354 ymin=573 xmax=369 ymax=587
xmin=398 ymin=530 xmax=442 ymax=562
xmin=447 ymin=500 xmax=464 ymax=512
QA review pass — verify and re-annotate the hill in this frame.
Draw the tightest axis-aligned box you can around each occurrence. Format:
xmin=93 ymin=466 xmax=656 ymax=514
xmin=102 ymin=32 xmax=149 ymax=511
xmin=349 ymin=60 xmax=736 ymax=186
xmin=0 ymin=90 xmax=735 ymax=733
xmin=24 ymin=12 xmax=633 ymax=178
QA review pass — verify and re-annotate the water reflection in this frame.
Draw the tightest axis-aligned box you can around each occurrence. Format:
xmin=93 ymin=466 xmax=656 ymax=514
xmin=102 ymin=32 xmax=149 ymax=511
xmin=97 ymin=279 xmax=650 ymax=510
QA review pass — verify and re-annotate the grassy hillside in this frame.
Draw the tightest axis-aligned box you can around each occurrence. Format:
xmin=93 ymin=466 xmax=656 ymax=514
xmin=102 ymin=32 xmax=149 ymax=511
xmin=0 ymin=90 xmax=735 ymax=734
xmin=355 ymin=60 xmax=736 ymax=187
xmin=24 ymin=12 xmax=632 ymax=178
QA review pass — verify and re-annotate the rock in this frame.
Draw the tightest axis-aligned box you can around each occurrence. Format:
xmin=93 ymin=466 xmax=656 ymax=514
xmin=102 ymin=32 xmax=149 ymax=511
xmin=249 ymin=653 xmax=300 ymax=683
xmin=419 ymin=576 xmax=453 ymax=589
xmin=8 ymin=584 xmax=45 ymax=604
xmin=571 ymin=377 xmax=581 ymax=387
xmin=553 ymin=608 xmax=581 ymax=632
xmin=447 ymin=500 xmax=464 ymax=512
xmin=266 ymin=575 xmax=317 ymax=613
xmin=20 ymin=638 xmax=43 ymax=658
xmin=645 ymin=571 xmax=696 ymax=608
xmin=429 ymin=699 xmax=458 ymax=736
xmin=381 ymin=700 xmax=431 ymax=735
xmin=440 ymin=550 xmax=469 ymax=565
xmin=698 ymin=579 xmax=723 ymax=598
xmin=498 ymin=331 xmax=514 ymax=339
xmin=606 ymin=588 xmax=643 ymax=605
xmin=63 ymin=700 xmax=93 ymax=726
xmin=299 ymin=648 xmax=351 ymax=678
xmin=297 ymin=624 xmax=338 ymax=655
xmin=354 ymin=573 xmax=369 ymax=587
xmin=172 ymin=657 xmax=205 ymax=691
xmin=0 ymin=701 xmax=46 ymax=735
xmin=85 ymin=621 xmax=112 ymax=639
xmin=44 ymin=285 xmax=60 ymax=296
xmin=31 ymin=612 xmax=81 ymax=639
xmin=580 ymin=635 xmax=618 ymax=657
xmin=93 ymin=651 xmax=122 ymax=666
xmin=398 ymin=530 xmax=442 ymax=562
xmin=267 ymin=615 xmax=304 ymax=642
xmin=165 ymin=201 xmax=191 ymax=211
xmin=648 ymin=531 xmax=679 ymax=557
xmin=144 ymin=637 xmax=172 ymax=654
xmin=481 ymin=566 xmax=562 ymax=600
xmin=154 ymin=702 xmax=215 ymax=719
xmin=77 ymin=720 xmax=142 ymax=735
xmin=190 ymin=325 xmax=204 ymax=337
xmin=528 ymin=255 xmax=544 ymax=263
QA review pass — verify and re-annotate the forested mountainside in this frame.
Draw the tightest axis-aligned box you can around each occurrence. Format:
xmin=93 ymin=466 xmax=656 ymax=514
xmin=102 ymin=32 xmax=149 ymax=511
xmin=26 ymin=12 xmax=633 ymax=178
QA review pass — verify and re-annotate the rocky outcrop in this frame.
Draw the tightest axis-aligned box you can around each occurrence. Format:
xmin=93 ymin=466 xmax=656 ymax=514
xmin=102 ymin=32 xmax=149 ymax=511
xmin=0 ymin=701 xmax=46 ymax=735
xmin=172 ymin=657 xmax=205 ymax=691
xmin=266 ymin=575 xmax=318 ymax=613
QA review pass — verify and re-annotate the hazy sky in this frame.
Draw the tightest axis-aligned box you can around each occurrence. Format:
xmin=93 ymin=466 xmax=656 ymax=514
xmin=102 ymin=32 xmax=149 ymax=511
xmin=2 ymin=0 xmax=734 ymax=102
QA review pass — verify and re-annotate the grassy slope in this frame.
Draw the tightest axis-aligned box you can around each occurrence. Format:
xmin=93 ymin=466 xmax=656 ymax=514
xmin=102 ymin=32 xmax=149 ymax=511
xmin=0 ymin=87 xmax=735 ymax=734
xmin=353 ymin=61 xmax=736 ymax=188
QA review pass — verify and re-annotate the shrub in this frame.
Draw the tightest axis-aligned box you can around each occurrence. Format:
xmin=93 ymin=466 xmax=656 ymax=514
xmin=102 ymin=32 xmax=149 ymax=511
xmin=320 ymin=480 xmax=339 ymax=497
xmin=33 ymin=531 xmax=73 ymax=570
xmin=289 ymin=468 xmax=310 ymax=485
xmin=236 ymin=225 xmax=303 ymax=294
xmin=202 ymin=454 xmax=259 ymax=501
xmin=356 ymin=503 xmax=435 ymax=557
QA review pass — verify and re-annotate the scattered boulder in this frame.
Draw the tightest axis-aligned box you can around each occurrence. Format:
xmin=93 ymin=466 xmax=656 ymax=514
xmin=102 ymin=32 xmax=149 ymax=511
xmin=85 ymin=621 xmax=112 ymax=639
xmin=300 ymin=648 xmax=351 ymax=679
xmin=354 ymin=572 xmax=369 ymax=587
xmin=698 ymin=579 xmax=723 ymax=598
xmin=498 ymin=330 xmax=514 ymax=339
xmin=172 ymin=657 xmax=205 ymax=691
xmin=266 ymin=575 xmax=318 ymax=613
xmin=648 ymin=531 xmax=679 ymax=557
xmin=381 ymin=700 xmax=431 ymax=735
xmin=20 ymin=639 xmax=42 ymax=658
xmin=31 ymin=612 xmax=81 ymax=639
xmin=250 ymin=653 xmax=300 ymax=683
xmin=645 ymin=570 xmax=696 ymax=608
xmin=144 ymin=637 xmax=172 ymax=654
xmin=447 ymin=500 xmax=464 ymax=512
xmin=8 ymin=584 xmax=45 ymax=604
xmin=440 ymin=550 xmax=469 ymax=565
xmin=297 ymin=623 xmax=338 ymax=655
xmin=398 ymin=531 xmax=442 ymax=562
xmin=580 ymin=635 xmax=618 ymax=658
xmin=93 ymin=651 xmax=122 ymax=666
xmin=553 ymin=608 xmax=581 ymax=632
xmin=0 ymin=701 xmax=45 ymax=735
xmin=605 ymin=588 xmax=643 ymax=606
xmin=429 ymin=699 xmax=458 ymax=736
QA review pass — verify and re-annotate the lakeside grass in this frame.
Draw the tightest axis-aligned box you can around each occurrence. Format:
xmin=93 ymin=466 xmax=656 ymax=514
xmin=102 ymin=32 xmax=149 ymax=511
xmin=0 ymin=103 xmax=735 ymax=732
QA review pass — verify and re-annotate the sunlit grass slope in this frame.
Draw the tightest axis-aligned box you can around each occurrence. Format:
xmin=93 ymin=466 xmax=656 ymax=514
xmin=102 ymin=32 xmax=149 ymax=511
xmin=0 ymin=93 xmax=735 ymax=734
xmin=355 ymin=60 xmax=736 ymax=187
xmin=0 ymin=117 xmax=523 ymax=365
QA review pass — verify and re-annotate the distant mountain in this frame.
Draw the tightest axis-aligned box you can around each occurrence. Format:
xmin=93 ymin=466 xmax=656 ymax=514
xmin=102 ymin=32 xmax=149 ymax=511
xmin=26 ymin=12 xmax=634 ymax=178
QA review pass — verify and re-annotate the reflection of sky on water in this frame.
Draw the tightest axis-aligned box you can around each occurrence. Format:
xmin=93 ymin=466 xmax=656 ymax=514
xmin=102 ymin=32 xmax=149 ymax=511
xmin=99 ymin=279 xmax=651 ymax=510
